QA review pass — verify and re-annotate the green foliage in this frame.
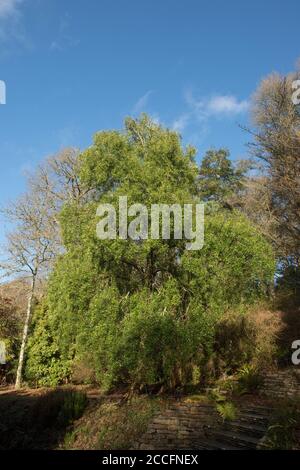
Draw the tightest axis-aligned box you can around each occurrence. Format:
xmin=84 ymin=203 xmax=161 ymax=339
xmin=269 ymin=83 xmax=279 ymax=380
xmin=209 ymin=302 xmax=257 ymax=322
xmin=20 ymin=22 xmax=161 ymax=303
xmin=237 ymin=364 xmax=263 ymax=393
xmin=76 ymin=286 xmax=122 ymax=389
xmin=25 ymin=304 xmax=72 ymax=387
xmin=57 ymin=391 xmax=87 ymax=427
xmin=216 ymin=401 xmax=238 ymax=422
xmin=116 ymin=281 xmax=215 ymax=389
xmin=25 ymin=116 xmax=275 ymax=390
xmin=0 ymin=295 xmax=21 ymax=380
xmin=199 ymin=148 xmax=247 ymax=203
xmin=181 ymin=212 xmax=275 ymax=311
xmin=277 ymin=262 xmax=300 ymax=296
xmin=30 ymin=389 xmax=87 ymax=430
xmin=264 ymin=399 xmax=300 ymax=449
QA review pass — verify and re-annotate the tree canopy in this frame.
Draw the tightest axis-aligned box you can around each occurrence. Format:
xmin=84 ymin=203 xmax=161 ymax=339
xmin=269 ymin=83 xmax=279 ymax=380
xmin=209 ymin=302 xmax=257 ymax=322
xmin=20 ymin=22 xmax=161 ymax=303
xmin=25 ymin=116 xmax=275 ymax=390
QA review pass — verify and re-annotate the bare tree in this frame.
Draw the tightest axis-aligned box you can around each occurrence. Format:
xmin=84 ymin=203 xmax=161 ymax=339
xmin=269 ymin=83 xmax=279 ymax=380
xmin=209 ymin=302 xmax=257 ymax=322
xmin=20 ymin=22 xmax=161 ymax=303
xmin=0 ymin=147 xmax=87 ymax=389
xmin=248 ymin=71 xmax=300 ymax=260
xmin=1 ymin=190 xmax=57 ymax=389
xmin=26 ymin=148 xmax=87 ymax=239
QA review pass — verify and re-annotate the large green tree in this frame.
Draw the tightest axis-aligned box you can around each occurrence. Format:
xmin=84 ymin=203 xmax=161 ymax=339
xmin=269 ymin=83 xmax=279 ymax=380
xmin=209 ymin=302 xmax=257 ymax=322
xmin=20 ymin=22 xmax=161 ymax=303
xmin=199 ymin=148 xmax=247 ymax=205
xmin=26 ymin=116 xmax=275 ymax=390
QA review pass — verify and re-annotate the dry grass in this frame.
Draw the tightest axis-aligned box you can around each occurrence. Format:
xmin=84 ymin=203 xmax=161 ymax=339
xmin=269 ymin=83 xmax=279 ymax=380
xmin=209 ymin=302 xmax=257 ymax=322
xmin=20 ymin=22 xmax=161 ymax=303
xmin=62 ymin=395 xmax=165 ymax=450
xmin=247 ymin=304 xmax=282 ymax=370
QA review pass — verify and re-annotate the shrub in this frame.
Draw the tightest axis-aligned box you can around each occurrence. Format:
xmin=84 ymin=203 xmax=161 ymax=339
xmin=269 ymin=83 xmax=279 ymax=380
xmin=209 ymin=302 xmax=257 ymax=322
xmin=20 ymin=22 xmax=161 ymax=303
xmin=264 ymin=399 xmax=300 ymax=449
xmin=216 ymin=402 xmax=238 ymax=422
xmin=25 ymin=304 xmax=72 ymax=387
xmin=237 ymin=364 xmax=263 ymax=393
xmin=213 ymin=306 xmax=280 ymax=379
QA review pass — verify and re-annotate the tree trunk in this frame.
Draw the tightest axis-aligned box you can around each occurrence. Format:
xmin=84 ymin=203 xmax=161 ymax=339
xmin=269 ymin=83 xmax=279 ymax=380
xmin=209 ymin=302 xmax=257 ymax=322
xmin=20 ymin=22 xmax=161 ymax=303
xmin=15 ymin=275 xmax=36 ymax=389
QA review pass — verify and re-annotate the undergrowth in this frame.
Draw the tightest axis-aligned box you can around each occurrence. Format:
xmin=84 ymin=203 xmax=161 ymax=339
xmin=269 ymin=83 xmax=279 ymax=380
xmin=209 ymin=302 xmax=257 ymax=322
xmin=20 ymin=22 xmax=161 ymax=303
xmin=63 ymin=395 xmax=164 ymax=450
xmin=264 ymin=398 xmax=300 ymax=450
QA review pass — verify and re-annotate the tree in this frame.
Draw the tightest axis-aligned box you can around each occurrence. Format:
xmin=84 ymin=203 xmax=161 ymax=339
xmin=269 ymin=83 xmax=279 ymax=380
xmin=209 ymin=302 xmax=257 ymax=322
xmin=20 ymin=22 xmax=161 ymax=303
xmin=25 ymin=116 xmax=275 ymax=390
xmin=230 ymin=175 xmax=280 ymax=246
xmin=1 ymin=191 xmax=57 ymax=388
xmin=1 ymin=147 xmax=90 ymax=388
xmin=199 ymin=148 xmax=248 ymax=205
xmin=0 ymin=279 xmax=31 ymax=383
xmin=26 ymin=147 xmax=88 ymax=245
xmin=249 ymin=72 xmax=300 ymax=262
xmin=0 ymin=295 xmax=20 ymax=383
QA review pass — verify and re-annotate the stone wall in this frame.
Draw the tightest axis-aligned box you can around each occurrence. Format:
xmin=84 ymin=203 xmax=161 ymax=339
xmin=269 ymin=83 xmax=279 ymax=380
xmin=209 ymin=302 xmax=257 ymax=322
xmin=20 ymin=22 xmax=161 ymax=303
xmin=260 ymin=368 xmax=300 ymax=399
xmin=135 ymin=400 xmax=273 ymax=450
xmin=135 ymin=402 xmax=218 ymax=450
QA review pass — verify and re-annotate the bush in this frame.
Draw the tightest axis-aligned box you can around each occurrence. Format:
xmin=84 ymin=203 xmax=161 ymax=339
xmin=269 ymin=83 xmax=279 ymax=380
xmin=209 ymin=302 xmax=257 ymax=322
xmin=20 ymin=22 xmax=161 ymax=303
xmin=0 ymin=295 xmax=21 ymax=383
xmin=264 ymin=399 xmax=300 ymax=449
xmin=115 ymin=283 xmax=215 ymax=390
xmin=237 ymin=364 xmax=263 ymax=393
xmin=25 ymin=304 xmax=72 ymax=387
xmin=212 ymin=306 xmax=280 ymax=379
xmin=216 ymin=402 xmax=238 ymax=422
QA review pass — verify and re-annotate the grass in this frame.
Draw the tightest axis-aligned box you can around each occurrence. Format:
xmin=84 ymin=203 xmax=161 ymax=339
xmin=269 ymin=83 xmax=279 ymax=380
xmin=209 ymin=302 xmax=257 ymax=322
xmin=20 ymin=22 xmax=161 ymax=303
xmin=264 ymin=398 xmax=300 ymax=450
xmin=216 ymin=401 xmax=238 ymax=422
xmin=183 ymin=393 xmax=210 ymax=403
xmin=29 ymin=389 xmax=87 ymax=429
xmin=63 ymin=395 xmax=164 ymax=450
xmin=236 ymin=364 xmax=263 ymax=394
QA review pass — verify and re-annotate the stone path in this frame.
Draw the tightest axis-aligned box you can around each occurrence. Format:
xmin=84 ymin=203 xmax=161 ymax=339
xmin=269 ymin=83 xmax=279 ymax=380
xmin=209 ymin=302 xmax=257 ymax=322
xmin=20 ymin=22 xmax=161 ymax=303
xmin=136 ymin=401 xmax=273 ymax=450
xmin=137 ymin=368 xmax=300 ymax=450
xmin=260 ymin=368 xmax=300 ymax=399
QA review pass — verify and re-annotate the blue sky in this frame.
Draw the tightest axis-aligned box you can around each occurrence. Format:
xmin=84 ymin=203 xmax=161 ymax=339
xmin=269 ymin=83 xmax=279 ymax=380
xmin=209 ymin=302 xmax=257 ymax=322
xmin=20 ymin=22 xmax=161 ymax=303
xmin=0 ymin=0 xmax=299 ymax=240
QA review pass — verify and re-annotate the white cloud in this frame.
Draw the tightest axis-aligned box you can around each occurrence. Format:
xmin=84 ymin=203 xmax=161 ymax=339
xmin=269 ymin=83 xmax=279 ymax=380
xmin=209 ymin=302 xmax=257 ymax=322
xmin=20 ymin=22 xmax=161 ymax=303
xmin=172 ymin=113 xmax=190 ymax=132
xmin=206 ymin=95 xmax=249 ymax=115
xmin=132 ymin=90 xmax=153 ymax=114
xmin=171 ymin=89 xmax=249 ymax=143
xmin=0 ymin=0 xmax=23 ymax=19
xmin=184 ymin=89 xmax=249 ymax=117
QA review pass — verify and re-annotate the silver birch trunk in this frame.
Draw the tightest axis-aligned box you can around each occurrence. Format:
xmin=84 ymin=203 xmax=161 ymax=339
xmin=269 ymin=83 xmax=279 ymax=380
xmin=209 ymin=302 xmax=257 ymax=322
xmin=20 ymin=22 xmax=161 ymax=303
xmin=15 ymin=275 xmax=36 ymax=389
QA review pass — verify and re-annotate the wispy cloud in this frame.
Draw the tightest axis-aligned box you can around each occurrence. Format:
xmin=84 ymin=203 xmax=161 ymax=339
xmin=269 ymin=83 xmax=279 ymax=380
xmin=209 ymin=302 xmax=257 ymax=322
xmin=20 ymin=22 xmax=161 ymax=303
xmin=132 ymin=90 xmax=153 ymax=114
xmin=50 ymin=12 xmax=79 ymax=52
xmin=0 ymin=0 xmax=30 ymax=53
xmin=0 ymin=0 xmax=23 ymax=19
xmin=172 ymin=113 xmax=190 ymax=133
xmin=172 ymin=89 xmax=249 ymax=135
xmin=207 ymin=95 xmax=248 ymax=114
xmin=185 ymin=89 xmax=249 ymax=118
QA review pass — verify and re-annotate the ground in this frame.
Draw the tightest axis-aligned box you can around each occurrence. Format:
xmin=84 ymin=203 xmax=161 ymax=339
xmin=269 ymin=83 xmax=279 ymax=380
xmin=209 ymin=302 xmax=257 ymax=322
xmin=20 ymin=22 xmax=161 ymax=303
xmin=1 ymin=361 xmax=300 ymax=450
xmin=0 ymin=385 xmax=165 ymax=450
